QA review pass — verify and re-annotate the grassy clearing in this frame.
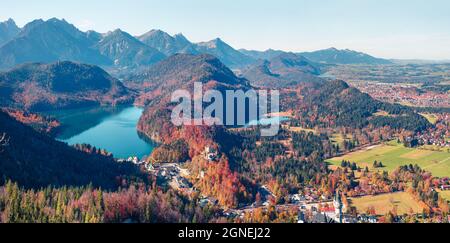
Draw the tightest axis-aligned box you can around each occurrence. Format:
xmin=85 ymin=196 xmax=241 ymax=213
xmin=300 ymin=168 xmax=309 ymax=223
xmin=330 ymin=133 xmax=349 ymax=146
xmin=373 ymin=110 xmax=401 ymax=118
xmin=438 ymin=190 xmax=450 ymax=202
xmin=267 ymin=111 xmax=294 ymax=118
xmin=420 ymin=113 xmax=439 ymax=124
xmin=283 ymin=125 xmax=316 ymax=134
xmin=349 ymin=192 xmax=423 ymax=215
xmin=327 ymin=141 xmax=450 ymax=177
xmin=420 ymin=145 xmax=449 ymax=152
xmin=373 ymin=110 xmax=391 ymax=117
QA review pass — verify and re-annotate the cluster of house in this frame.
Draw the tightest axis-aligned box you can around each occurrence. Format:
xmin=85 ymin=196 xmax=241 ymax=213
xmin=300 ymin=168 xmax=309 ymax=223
xmin=118 ymin=157 xmax=195 ymax=190
xmin=419 ymin=137 xmax=449 ymax=148
xmin=413 ymin=115 xmax=450 ymax=148
xmin=290 ymin=186 xmax=325 ymax=204
xmin=413 ymin=131 xmax=450 ymax=148
xmin=146 ymin=163 xmax=193 ymax=190
xmin=353 ymin=82 xmax=450 ymax=108
xmin=441 ymin=185 xmax=450 ymax=191
xmin=143 ymin=160 xmax=226 ymax=209
xmin=251 ymin=185 xmax=275 ymax=208
xmin=117 ymin=156 xmax=147 ymax=165
xmin=439 ymin=178 xmax=450 ymax=191
xmin=199 ymin=196 xmax=219 ymax=208
xmin=297 ymin=205 xmax=355 ymax=223
xmin=296 ymin=192 xmax=378 ymax=224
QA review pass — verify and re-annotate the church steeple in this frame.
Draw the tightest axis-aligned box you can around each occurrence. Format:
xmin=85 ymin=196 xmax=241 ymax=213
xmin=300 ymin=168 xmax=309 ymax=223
xmin=333 ymin=190 xmax=343 ymax=223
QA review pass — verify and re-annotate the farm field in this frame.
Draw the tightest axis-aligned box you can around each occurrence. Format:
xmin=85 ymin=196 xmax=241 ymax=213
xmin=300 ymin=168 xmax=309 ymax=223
xmin=349 ymin=192 xmax=423 ymax=215
xmin=327 ymin=141 xmax=450 ymax=177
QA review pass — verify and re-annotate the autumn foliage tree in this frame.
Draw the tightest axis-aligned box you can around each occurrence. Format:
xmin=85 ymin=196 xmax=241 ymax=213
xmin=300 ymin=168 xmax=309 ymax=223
xmin=190 ymin=155 xmax=252 ymax=209
xmin=0 ymin=181 xmax=219 ymax=223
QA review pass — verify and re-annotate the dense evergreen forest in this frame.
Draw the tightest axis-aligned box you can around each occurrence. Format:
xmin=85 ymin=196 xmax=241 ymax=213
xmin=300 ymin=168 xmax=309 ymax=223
xmin=294 ymin=80 xmax=431 ymax=132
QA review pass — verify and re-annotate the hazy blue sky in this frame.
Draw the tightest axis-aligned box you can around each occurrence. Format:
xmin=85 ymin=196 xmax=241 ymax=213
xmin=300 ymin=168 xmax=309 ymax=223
xmin=2 ymin=0 xmax=450 ymax=59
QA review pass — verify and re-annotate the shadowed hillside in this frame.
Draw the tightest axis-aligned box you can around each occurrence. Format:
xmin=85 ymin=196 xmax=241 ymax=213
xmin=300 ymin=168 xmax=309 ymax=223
xmin=0 ymin=61 xmax=133 ymax=111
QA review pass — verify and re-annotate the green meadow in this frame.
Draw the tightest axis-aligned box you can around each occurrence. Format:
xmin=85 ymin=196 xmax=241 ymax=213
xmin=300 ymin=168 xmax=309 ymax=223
xmin=327 ymin=141 xmax=450 ymax=177
xmin=350 ymin=192 xmax=423 ymax=215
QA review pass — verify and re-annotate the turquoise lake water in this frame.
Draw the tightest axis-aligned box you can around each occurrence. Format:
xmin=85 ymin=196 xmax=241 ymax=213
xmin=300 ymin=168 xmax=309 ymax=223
xmin=45 ymin=106 xmax=289 ymax=159
xmin=46 ymin=106 xmax=155 ymax=159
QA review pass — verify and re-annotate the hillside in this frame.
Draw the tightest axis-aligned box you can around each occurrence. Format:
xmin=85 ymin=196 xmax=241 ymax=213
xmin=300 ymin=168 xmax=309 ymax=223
xmin=128 ymin=53 xmax=249 ymax=105
xmin=133 ymin=54 xmax=249 ymax=142
xmin=134 ymin=54 xmax=254 ymax=208
xmin=0 ymin=61 xmax=132 ymax=111
xmin=0 ymin=110 xmax=141 ymax=189
xmin=300 ymin=48 xmax=392 ymax=65
xmin=293 ymin=80 xmax=431 ymax=131
xmin=243 ymin=53 xmax=323 ymax=88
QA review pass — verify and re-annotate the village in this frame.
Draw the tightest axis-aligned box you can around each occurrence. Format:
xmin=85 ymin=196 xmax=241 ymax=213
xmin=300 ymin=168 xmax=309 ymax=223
xmin=116 ymin=147 xmax=394 ymax=224
xmin=412 ymin=113 xmax=450 ymax=148
xmin=350 ymin=81 xmax=450 ymax=108
xmin=116 ymin=124 xmax=450 ymax=224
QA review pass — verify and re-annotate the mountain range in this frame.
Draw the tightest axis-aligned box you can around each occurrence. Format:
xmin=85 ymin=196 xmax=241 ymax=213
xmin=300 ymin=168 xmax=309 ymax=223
xmin=0 ymin=18 xmax=258 ymax=70
xmin=239 ymin=49 xmax=290 ymax=61
xmin=0 ymin=18 xmax=394 ymax=72
xmin=299 ymin=47 xmax=393 ymax=65
xmin=241 ymin=47 xmax=392 ymax=65
xmin=0 ymin=18 xmax=111 ymax=69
